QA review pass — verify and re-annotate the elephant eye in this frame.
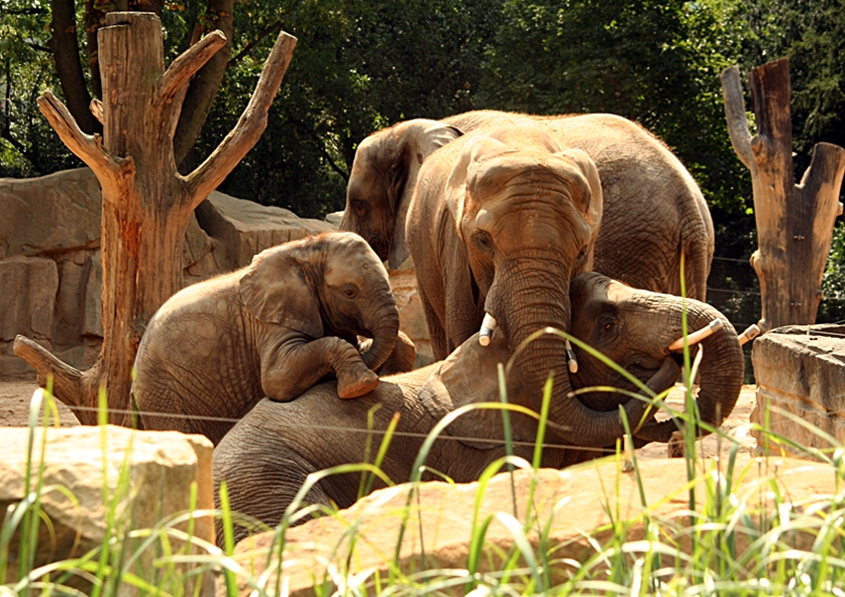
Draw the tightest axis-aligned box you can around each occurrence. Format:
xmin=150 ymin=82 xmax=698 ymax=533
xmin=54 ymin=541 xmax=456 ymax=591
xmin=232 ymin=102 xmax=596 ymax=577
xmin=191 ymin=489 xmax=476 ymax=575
xmin=472 ymin=231 xmax=494 ymax=254
xmin=576 ymin=247 xmax=587 ymax=261
xmin=343 ymin=284 xmax=359 ymax=299
xmin=599 ymin=315 xmax=617 ymax=333
xmin=351 ymin=200 xmax=368 ymax=217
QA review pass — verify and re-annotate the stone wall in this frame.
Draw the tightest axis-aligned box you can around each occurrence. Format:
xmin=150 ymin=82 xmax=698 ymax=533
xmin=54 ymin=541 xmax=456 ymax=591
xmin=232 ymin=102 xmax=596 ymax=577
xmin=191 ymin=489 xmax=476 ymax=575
xmin=751 ymin=323 xmax=845 ymax=454
xmin=0 ymin=168 xmax=432 ymax=377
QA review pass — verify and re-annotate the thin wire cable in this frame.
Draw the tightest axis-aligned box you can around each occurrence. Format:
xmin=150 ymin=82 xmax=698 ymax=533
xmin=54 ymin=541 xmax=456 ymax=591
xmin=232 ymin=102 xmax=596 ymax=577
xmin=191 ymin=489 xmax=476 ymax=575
xmin=712 ymin=256 xmax=753 ymax=264
xmin=40 ymin=403 xmax=697 ymax=455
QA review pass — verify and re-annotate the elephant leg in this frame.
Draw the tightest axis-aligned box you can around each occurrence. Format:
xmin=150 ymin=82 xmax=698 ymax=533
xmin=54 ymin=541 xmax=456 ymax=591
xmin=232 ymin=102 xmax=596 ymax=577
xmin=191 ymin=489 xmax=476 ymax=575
xmin=418 ymin=282 xmax=450 ymax=361
xmin=215 ymin=441 xmax=332 ymax=547
xmin=262 ymin=337 xmax=379 ymax=400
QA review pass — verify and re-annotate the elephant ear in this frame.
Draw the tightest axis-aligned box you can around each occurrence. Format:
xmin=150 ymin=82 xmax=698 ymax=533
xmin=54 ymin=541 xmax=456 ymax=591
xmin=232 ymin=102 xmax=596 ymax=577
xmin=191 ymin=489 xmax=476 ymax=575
xmin=419 ymin=332 xmax=535 ymax=449
xmin=444 ymin=135 xmax=515 ymax=231
xmin=557 ymin=148 xmax=603 ymax=273
xmin=239 ymin=245 xmax=324 ymax=338
xmin=388 ymin=120 xmax=464 ymax=270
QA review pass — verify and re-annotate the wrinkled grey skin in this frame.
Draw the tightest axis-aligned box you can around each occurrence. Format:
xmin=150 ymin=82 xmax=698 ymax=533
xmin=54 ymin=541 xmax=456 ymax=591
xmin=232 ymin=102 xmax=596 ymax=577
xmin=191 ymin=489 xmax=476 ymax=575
xmin=213 ymin=273 xmax=743 ymax=546
xmin=407 ymin=125 xmax=620 ymax=449
xmin=132 ymin=231 xmax=402 ymax=445
xmin=342 ymin=111 xmax=712 ymax=300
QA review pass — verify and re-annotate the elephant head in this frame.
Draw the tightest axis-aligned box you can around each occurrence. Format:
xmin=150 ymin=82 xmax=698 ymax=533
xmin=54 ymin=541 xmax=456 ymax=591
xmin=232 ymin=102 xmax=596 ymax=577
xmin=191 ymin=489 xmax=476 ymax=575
xmin=340 ymin=119 xmax=463 ymax=268
xmin=439 ymin=126 xmax=657 ymax=448
xmin=240 ymin=231 xmax=399 ymax=373
xmin=569 ymin=272 xmax=745 ymax=442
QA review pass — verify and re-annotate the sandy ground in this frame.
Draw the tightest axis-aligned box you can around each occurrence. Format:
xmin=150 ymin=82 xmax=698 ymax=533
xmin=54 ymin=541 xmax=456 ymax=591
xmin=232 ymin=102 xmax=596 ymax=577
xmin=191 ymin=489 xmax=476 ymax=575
xmin=0 ymin=375 xmax=80 ymax=427
xmin=0 ymin=375 xmax=758 ymax=458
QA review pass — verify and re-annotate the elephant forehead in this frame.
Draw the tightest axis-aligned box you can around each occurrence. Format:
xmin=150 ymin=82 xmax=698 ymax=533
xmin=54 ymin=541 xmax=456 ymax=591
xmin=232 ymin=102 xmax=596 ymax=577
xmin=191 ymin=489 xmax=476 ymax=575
xmin=604 ymin=279 xmax=644 ymax=307
xmin=470 ymin=152 xmax=586 ymax=194
xmin=468 ymin=194 xmax=594 ymax=250
xmin=324 ymin=249 xmax=386 ymax=286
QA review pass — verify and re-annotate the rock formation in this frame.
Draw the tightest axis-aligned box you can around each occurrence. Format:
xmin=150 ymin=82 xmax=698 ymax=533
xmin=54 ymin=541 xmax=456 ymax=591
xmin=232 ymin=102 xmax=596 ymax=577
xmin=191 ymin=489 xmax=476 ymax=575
xmin=1 ymin=168 xmax=432 ymax=378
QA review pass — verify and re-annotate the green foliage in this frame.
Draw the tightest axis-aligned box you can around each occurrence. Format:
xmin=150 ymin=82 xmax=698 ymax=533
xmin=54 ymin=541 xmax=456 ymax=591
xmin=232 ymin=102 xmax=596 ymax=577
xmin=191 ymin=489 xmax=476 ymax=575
xmin=0 ymin=0 xmax=80 ymax=176
xmin=199 ymin=0 xmax=500 ymax=218
xmin=478 ymin=0 xmax=751 ymax=216
xmin=741 ymin=0 xmax=845 ymax=161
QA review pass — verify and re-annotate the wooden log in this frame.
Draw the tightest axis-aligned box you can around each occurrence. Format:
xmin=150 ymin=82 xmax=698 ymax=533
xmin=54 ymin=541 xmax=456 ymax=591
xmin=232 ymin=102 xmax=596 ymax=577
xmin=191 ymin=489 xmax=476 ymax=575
xmin=721 ymin=59 xmax=845 ymax=333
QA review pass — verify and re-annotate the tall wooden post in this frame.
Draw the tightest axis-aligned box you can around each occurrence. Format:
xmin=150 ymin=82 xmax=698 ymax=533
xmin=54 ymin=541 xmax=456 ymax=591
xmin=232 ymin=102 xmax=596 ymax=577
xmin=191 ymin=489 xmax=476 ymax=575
xmin=721 ymin=59 xmax=845 ymax=333
xmin=14 ymin=13 xmax=296 ymax=424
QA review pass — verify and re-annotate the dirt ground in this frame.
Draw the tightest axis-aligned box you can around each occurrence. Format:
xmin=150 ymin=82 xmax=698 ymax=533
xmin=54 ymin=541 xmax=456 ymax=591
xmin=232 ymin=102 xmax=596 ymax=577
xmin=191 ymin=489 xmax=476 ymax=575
xmin=0 ymin=375 xmax=80 ymax=427
xmin=0 ymin=375 xmax=758 ymax=458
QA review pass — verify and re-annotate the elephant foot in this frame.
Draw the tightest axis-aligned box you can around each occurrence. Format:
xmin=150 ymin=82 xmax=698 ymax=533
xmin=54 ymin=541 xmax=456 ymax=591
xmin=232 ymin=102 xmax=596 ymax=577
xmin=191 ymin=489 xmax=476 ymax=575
xmin=337 ymin=365 xmax=379 ymax=399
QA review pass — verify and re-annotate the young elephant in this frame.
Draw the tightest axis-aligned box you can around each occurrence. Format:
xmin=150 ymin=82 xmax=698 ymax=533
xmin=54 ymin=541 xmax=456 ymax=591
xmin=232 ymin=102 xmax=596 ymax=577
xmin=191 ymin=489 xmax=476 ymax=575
xmin=213 ymin=273 xmax=744 ymax=545
xmin=132 ymin=231 xmax=404 ymax=445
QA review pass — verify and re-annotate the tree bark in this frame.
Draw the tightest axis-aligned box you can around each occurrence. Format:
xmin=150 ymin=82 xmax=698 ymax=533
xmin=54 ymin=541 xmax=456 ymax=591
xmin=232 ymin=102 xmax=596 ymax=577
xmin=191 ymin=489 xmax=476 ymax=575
xmin=51 ymin=0 xmax=101 ymax=135
xmin=173 ymin=0 xmax=235 ymax=167
xmin=15 ymin=12 xmax=296 ymax=424
xmin=721 ymin=59 xmax=845 ymax=333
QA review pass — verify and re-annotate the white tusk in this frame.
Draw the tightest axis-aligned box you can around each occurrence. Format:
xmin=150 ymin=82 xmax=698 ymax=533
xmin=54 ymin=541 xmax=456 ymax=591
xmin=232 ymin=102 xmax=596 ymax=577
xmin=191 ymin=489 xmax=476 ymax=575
xmin=565 ymin=339 xmax=578 ymax=373
xmin=478 ymin=313 xmax=498 ymax=346
xmin=669 ymin=318 xmax=724 ymax=352
xmin=737 ymin=323 xmax=761 ymax=345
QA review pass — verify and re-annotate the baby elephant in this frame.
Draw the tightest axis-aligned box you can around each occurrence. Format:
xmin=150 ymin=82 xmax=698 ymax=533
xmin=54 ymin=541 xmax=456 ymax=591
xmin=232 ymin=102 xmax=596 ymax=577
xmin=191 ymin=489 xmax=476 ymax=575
xmin=132 ymin=231 xmax=404 ymax=445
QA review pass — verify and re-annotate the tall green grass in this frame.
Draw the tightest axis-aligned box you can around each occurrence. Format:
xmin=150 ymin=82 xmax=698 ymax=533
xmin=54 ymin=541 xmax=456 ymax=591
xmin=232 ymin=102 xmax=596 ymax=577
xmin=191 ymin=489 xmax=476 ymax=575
xmin=4 ymin=343 xmax=845 ymax=597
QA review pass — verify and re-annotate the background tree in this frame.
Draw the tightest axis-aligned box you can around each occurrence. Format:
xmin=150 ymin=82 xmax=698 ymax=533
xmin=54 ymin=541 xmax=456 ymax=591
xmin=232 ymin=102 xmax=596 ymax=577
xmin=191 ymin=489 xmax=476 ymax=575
xmin=200 ymin=0 xmax=500 ymax=218
xmin=1 ymin=0 xmax=78 ymax=176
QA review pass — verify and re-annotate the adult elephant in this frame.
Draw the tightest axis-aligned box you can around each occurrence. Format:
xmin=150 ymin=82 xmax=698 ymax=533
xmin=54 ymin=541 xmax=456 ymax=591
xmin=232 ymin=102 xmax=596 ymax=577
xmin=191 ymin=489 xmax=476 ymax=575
xmin=214 ymin=273 xmax=743 ymax=545
xmin=341 ymin=110 xmax=713 ymax=300
xmin=341 ymin=119 xmax=463 ymax=269
xmin=133 ymin=231 xmax=409 ymax=445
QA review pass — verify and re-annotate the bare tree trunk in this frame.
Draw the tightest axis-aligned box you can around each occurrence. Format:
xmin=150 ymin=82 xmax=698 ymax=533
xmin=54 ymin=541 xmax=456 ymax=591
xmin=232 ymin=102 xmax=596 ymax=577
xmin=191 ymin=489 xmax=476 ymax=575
xmin=173 ymin=0 xmax=235 ymax=166
xmin=14 ymin=12 xmax=296 ymax=424
xmin=721 ymin=59 xmax=845 ymax=333
xmin=50 ymin=0 xmax=101 ymax=135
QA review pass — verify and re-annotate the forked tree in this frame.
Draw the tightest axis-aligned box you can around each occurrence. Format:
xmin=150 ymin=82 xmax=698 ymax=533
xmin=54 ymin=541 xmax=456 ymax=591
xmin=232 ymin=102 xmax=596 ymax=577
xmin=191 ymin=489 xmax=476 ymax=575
xmin=14 ymin=12 xmax=296 ymax=424
xmin=721 ymin=59 xmax=845 ymax=333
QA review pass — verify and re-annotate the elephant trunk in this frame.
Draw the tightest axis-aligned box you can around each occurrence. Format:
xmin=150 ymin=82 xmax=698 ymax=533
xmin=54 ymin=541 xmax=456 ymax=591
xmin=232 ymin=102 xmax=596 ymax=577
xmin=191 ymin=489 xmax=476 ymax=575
xmin=499 ymin=263 xmax=651 ymax=448
xmin=635 ymin=297 xmax=744 ymax=443
xmin=360 ymin=303 xmax=400 ymax=372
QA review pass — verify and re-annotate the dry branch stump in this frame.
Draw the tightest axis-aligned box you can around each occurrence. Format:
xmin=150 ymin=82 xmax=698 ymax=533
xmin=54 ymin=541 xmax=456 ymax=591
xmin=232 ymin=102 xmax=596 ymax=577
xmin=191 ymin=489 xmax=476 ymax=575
xmin=14 ymin=12 xmax=296 ymax=424
xmin=721 ymin=59 xmax=845 ymax=333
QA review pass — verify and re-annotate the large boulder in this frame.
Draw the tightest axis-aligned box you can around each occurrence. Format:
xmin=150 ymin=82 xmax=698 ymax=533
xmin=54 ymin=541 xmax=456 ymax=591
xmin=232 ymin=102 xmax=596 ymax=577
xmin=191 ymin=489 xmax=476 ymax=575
xmin=751 ymin=323 xmax=845 ymax=454
xmin=224 ymin=455 xmax=835 ymax=596
xmin=0 ymin=168 xmax=101 ymax=259
xmin=1 ymin=420 xmax=214 ymax=595
xmin=0 ymin=169 xmax=335 ymax=378
xmin=196 ymin=191 xmax=335 ymax=270
xmin=0 ymin=256 xmax=59 ymax=376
